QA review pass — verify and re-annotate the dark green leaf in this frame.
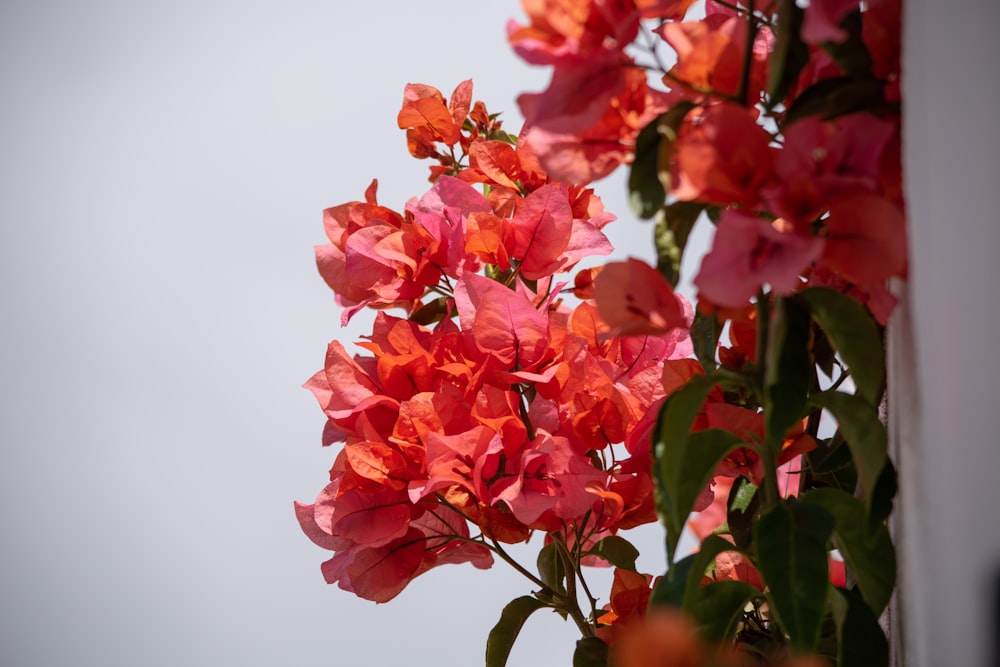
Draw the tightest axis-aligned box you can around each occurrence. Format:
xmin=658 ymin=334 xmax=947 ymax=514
xmin=652 ymin=375 xmax=717 ymax=561
xmin=573 ymin=637 xmax=609 ymax=667
xmin=755 ymin=498 xmax=835 ymax=652
xmin=727 ymin=476 xmax=759 ymax=551
xmin=654 ymin=201 xmax=704 ymax=287
xmin=655 ymin=375 xmax=745 ymax=563
xmin=690 ymin=310 xmax=720 ymax=375
xmin=819 ymin=10 xmax=873 ymax=79
xmin=409 ymin=296 xmax=450 ymax=325
xmin=784 ymin=76 xmax=885 ymax=125
xmin=629 ymin=119 xmax=667 ymax=219
xmin=486 ymin=596 xmax=547 ymax=667
xmin=808 ymin=437 xmax=859 ymax=494
xmin=650 ymin=554 xmax=695 ymax=609
xmin=765 ymin=297 xmax=812 ymax=452
xmin=689 ymin=581 xmax=763 ymax=643
xmin=801 ymin=488 xmax=895 ymax=615
xmin=810 ymin=391 xmax=887 ymax=510
xmin=831 ymin=587 xmax=889 ymax=667
xmin=536 ymin=542 xmax=566 ymax=595
xmin=796 ymin=287 xmax=885 ymax=403
xmin=767 ymin=0 xmax=810 ymax=109
xmin=811 ymin=326 xmax=837 ymax=380
xmin=869 ymin=458 xmax=897 ymax=527
xmin=655 ymin=101 xmax=697 ymax=193
xmin=627 ymin=102 xmax=696 ymax=220
xmin=587 ymin=535 xmax=639 ymax=572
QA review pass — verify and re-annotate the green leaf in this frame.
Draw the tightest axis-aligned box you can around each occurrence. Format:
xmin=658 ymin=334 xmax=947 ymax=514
xmin=629 ymin=119 xmax=667 ymax=219
xmin=655 ymin=101 xmax=697 ymax=194
xmin=869 ymin=458 xmax=897 ymax=527
xmin=628 ymin=102 xmax=696 ymax=220
xmin=800 ymin=488 xmax=896 ymax=615
xmin=688 ymin=581 xmax=763 ymax=643
xmin=654 ymin=201 xmax=704 ymax=287
xmin=783 ymin=76 xmax=885 ymax=125
xmin=409 ymin=296 xmax=451 ymax=325
xmin=654 ymin=374 xmax=746 ymax=563
xmin=486 ymin=596 xmax=547 ymax=667
xmin=810 ymin=390 xmax=887 ymax=510
xmin=754 ymin=498 xmax=835 ymax=652
xmin=588 ymin=535 xmax=639 ymax=572
xmin=536 ymin=542 xmax=566 ymax=595
xmin=573 ymin=637 xmax=609 ymax=667
xmin=652 ymin=375 xmax=715 ymax=561
xmin=796 ymin=287 xmax=885 ymax=403
xmin=726 ymin=476 xmax=759 ymax=551
xmin=819 ymin=10 xmax=873 ymax=80
xmin=766 ymin=0 xmax=810 ymax=109
xmin=649 ymin=554 xmax=695 ymax=609
xmin=765 ymin=297 xmax=812 ymax=451
xmin=831 ymin=587 xmax=889 ymax=667
xmin=690 ymin=310 xmax=720 ymax=375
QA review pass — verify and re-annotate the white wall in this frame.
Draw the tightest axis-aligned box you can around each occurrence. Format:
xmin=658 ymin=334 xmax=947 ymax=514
xmin=896 ymin=1 xmax=1000 ymax=664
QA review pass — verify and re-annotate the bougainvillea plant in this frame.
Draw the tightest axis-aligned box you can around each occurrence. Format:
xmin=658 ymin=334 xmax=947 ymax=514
xmin=296 ymin=0 xmax=904 ymax=665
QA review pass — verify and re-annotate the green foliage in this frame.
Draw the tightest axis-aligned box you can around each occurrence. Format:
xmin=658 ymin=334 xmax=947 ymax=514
xmin=767 ymin=0 xmax=809 ymax=109
xmin=654 ymin=375 xmax=747 ymax=563
xmin=755 ymin=499 xmax=835 ymax=653
xmin=765 ymin=297 xmax=813 ymax=451
xmin=689 ymin=581 xmax=763 ymax=643
xmin=654 ymin=201 xmax=704 ymax=287
xmin=784 ymin=76 xmax=885 ymax=124
xmin=831 ymin=587 xmax=890 ymax=667
xmin=486 ymin=596 xmax=547 ymax=667
xmin=587 ymin=535 xmax=639 ymax=572
xmin=796 ymin=287 xmax=885 ymax=402
xmin=573 ymin=637 xmax=609 ymax=667
xmin=690 ymin=309 xmax=721 ymax=375
xmin=810 ymin=390 xmax=888 ymax=511
xmin=650 ymin=553 xmax=696 ymax=609
xmin=628 ymin=102 xmax=696 ymax=220
xmin=726 ymin=476 xmax=759 ymax=551
xmin=801 ymin=488 xmax=896 ymax=615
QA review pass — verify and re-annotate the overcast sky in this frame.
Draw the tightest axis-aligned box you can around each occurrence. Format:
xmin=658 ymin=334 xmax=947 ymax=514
xmin=0 ymin=2 xmax=711 ymax=665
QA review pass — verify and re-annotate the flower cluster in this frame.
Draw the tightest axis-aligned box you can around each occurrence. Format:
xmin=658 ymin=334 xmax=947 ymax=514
xmin=511 ymin=0 xmax=905 ymax=323
xmin=297 ymin=81 xmax=693 ymax=603
xmin=300 ymin=0 xmax=905 ymax=664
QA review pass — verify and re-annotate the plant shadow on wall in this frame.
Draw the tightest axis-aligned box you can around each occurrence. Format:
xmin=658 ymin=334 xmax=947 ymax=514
xmin=295 ymin=0 xmax=904 ymax=665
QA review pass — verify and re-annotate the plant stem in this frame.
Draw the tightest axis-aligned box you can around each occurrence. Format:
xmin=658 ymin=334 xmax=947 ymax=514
xmin=736 ymin=0 xmax=758 ymax=106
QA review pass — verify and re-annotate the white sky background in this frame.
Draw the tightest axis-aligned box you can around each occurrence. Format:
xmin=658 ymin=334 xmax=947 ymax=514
xmin=0 ymin=2 xmax=711 ymax=665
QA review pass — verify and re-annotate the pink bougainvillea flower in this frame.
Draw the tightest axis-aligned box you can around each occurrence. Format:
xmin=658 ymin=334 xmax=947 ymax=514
xmin=521 ymin=66 xmax=677 ymax=184
xmin=407 ymin=426 xmax=502 ymax=502
xmin=593 ymin=258 xmax=691 ymax=337
xmin=505 ymin=182 xmax=613 ymax=278
xmin=397 ymin=80 xmax=472 ymax=155
xmin=820 ymin=193 xmax=907 ymax=292
xmin=657 ymin=14 xmax=767 ymax=101
xmin=454 ymin=272 xmax=551 ymax=371
xmin=672 ymin=102 xmax=774 ymax=207
xmin=766 ymin=113 xmax=896 ymax=225
xmin=507 ymin=0 xmax=639 ymax=65
xmin=490 ymin=432 xmax=609 ymax=528
xmin=518 ymin=48 xmax=629 ymax=136
xmin=695 ymin=210 xmax=824 ymax=309
xmin=596 ymin=568 xmax=657 ymax=644
xmin=807 ymin=264 xmax=898 ymax=325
